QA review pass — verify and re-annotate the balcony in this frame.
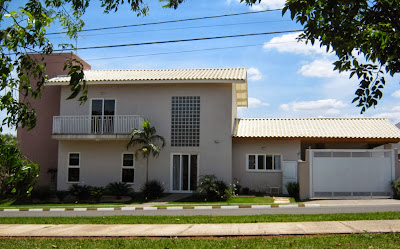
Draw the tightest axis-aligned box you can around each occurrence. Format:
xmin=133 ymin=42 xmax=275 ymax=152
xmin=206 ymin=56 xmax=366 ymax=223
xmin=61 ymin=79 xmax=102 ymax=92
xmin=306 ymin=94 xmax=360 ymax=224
xmin=52 ymin=115 xmax=144 ymax=140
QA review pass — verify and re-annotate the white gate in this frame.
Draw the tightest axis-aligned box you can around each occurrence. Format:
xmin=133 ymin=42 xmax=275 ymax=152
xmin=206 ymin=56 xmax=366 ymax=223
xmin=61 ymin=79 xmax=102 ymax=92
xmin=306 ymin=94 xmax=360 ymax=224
xmin=310 ymin=149 xmax=395 ymax=198
xmin=282 ymin=161 xmax=298 ymax=195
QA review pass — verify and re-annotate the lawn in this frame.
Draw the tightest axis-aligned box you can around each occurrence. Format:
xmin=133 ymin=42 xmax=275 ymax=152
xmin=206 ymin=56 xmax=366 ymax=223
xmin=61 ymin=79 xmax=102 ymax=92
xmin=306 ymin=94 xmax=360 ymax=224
xmin=168 ymin=196 xmax=289 ymax=205
xmin=0 ymin=203 xmax=129 ymax=209
xmin=0 ymin=196 xmax=291 ymax=209
xmin=1 ymin=233 xmax=399 ymax=248
xmin=1 ymin=212 xmax=400 ymax=224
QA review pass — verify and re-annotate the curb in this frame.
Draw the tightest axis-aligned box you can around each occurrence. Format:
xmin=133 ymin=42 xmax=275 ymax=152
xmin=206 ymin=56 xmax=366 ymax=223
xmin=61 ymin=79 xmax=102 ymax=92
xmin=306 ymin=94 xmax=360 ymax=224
xmin=0 ymin=204 xmax=320 ymax=212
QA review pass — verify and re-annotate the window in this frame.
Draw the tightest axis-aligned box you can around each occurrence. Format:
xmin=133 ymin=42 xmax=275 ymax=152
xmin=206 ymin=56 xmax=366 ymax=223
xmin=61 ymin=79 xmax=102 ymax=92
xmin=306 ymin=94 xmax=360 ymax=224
xmin=247 ymin=154 xmax=281 ymax=171
xmin=171 ymin=96 xmax=200 ymax=147
xmin=122 ymin=153 xmax=134 ymax=183
xmin=68 ymin=153 xmax=80 ymax=182
xmin=91 ymin=99 xmax=116 ymax=134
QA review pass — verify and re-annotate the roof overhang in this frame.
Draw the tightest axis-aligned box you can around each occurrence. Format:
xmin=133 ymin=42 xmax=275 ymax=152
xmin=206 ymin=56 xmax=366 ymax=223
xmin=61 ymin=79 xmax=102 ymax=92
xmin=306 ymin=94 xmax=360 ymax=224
xmin=47 ymin=79 xmax=248 ymax=107
xmin=232 ymin=136 xmax=400 ymax=144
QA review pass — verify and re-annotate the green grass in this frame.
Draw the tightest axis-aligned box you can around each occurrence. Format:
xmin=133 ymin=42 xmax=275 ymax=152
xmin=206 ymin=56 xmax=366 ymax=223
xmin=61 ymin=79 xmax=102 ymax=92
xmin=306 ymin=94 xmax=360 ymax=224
xmin=0 ymin=203 xmax=131 ymax=209
xmin=1 ymin=212 xmax=399 ymax=224
xmin=1 ymin=233 xmax=399 ymax=248
xmin=169 ymin=196 xmax=278 ymax=205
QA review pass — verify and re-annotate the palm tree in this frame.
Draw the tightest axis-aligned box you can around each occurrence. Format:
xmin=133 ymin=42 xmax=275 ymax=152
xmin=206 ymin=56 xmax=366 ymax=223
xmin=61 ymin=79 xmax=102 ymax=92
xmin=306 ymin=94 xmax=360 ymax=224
xmin=126 ymin=120 xmax=165 ymax=184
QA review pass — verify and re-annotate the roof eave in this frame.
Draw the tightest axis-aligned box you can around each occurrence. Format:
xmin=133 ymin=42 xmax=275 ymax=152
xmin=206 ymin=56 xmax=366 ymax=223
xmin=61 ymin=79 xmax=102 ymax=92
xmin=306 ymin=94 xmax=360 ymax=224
xmin=47 ymin=79 xmax=246 ymax=86
xmin=232 ymin=136 xmax=400 ymax=144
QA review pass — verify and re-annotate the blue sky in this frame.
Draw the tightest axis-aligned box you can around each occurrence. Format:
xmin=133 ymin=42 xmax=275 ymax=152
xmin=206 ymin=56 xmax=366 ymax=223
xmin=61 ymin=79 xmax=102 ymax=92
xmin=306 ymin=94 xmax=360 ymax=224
xmin=2 ymin=0 xmax=400 ymax=134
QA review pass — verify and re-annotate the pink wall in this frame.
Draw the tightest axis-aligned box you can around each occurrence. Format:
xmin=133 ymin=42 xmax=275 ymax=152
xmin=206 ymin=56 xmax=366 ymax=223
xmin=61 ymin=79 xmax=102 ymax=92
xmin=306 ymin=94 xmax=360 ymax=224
xmin=17 ymin=53 xmax=91 ymax=186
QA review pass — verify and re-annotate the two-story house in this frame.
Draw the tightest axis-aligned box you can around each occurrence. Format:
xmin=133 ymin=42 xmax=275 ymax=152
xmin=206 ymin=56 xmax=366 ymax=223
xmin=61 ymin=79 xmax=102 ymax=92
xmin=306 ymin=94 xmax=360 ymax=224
xmin=48 ymin=67 xmax=247 ymax=192
xmin=18 ymin=53 xmax=400 ymax=200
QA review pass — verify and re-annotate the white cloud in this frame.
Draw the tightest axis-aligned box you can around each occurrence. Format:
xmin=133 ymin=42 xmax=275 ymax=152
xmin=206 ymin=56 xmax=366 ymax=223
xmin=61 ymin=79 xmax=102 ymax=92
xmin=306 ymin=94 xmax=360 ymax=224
xmin=247 ymin=67 xmax=263 ymax=81
xmin=248 ymin=97 xmax=270 ymax=108
xmin=298 ymin=58 xmax=342 ymax=78
xmin=279 ymin=99 xmax=347 ymax=112
xmin=263 ymin=32 xmax=329 ymax=56
xmin=249 ymin=0 xmax=286 ymax=10
xmin=392 ymin=90 xmax=400 ymax=98
xmin=372 ymin=112 xmax=400 ymax=124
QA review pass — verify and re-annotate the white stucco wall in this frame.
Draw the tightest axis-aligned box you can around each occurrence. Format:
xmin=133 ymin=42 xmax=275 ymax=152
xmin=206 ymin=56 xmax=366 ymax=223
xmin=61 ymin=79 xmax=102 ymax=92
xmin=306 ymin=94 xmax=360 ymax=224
xmin=232 ymin=139 xmax=301 ymax=192
xmin=57 ymin=83 xmax=234 ymax=191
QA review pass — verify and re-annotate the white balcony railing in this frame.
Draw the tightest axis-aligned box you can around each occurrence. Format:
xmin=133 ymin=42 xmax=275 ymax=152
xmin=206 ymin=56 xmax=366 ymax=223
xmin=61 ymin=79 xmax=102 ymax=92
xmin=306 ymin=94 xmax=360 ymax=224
xmin=53 ymin=115 xmax=144 ymax=135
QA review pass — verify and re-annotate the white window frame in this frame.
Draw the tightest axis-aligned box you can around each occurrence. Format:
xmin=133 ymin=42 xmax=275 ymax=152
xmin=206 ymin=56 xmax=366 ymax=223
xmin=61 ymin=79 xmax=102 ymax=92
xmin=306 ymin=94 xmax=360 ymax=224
xmin=170 ymin=153 xmax=199 ymax=193
xmin=67 ymin=152 xmax=80 ymax=183
xmin=89 ymin=98 xmax=117 ymax=134
xmin=121 ymin=153 xmax=135 ymax=184
xmin=246 ymin=154 xmax=282 ymax=172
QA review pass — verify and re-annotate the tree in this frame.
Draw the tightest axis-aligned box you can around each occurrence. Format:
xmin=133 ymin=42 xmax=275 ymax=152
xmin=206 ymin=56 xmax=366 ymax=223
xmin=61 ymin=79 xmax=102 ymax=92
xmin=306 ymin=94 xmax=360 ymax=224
xmin=171 ymin=0 xmax=400 ymax=113
xmin=282 ymin=0 xmax=400 ymax=113
xmin=126 ymin=120 xmax=165 ymax=184
xmin=0 ymin=133 xmax=39 ymax=203
xmin=0 ymin=0 xmax=175 ymax=133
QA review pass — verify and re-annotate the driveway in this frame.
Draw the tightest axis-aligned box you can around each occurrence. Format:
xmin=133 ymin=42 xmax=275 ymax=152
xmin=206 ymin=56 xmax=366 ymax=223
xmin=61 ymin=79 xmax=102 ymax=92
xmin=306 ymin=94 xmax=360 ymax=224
xmin=304 ymin=198 xmax=400 ymax=206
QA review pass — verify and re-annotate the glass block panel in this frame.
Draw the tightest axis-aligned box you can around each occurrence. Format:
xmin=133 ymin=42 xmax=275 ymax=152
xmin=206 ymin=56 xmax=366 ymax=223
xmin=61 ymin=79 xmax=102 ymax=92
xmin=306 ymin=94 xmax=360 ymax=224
xmin=171 ymin=96 xmax=200 ymax=147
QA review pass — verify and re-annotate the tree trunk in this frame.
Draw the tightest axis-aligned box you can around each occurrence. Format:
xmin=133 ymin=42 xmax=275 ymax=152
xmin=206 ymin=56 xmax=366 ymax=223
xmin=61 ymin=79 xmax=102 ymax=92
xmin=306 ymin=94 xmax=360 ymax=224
xmin=146 ymin=157 xmax=149 ymax=184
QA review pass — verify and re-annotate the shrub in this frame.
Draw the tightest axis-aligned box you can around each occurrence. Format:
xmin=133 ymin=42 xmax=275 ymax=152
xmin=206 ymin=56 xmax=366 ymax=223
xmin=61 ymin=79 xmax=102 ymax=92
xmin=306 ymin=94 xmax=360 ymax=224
xmin=31 ymin=185 xmax=53 ymax=201
xmin=106 ymin=182 xmax=132 ymax=199
xmin=90 ymin=187 xmax=105 ymax=203
xmin=140 ymin=180 xmax=165 ymax=200
xmin=392 ymin=178 xmax=400 ymax=199
xmin=55 ymin=191 xmax=69 ymax=203
xmin=68 ymin=184 xmax=91 ymax=201
xmin=285 ymin=182 xmax=299 ymax=201
xmin=197 ymin=175 xmax=231 ymax=201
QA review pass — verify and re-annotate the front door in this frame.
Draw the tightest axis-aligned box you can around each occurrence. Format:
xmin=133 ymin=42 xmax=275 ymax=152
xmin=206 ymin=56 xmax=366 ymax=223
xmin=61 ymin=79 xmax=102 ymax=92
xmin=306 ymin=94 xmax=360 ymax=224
xmin=282 ymin=161 xmax=298 ymax=194
xmin=91 ymin=99 xmax=115 ymax=134
xmin=171 ymin=154 xmax=198 ymax=192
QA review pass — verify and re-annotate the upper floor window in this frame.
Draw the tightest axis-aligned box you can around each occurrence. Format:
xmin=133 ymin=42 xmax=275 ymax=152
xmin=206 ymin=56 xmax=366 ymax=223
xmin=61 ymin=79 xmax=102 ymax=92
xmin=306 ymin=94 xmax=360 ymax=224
xmin=247 ymin=154 xmax=281 ymax=171
xmin=91 ymin=99 xmax=115 ymax=134
xmin=171 ymin=96 xmax=200 ymax=147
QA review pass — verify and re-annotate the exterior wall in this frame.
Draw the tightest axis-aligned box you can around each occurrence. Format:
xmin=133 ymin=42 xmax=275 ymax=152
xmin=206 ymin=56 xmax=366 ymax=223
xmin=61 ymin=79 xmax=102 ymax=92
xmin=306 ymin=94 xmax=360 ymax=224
xmin=231 ymin=84 xmax=237 ymax=133
xmin=298 ymin=150 xmax=310 ymax=201
xmin=17 ymin=53 xmax=91 ymax=186
xmin=232 ymin=139 xmax=300 ymax=192
xmin=57 ymin=83 xmax=233 ymax=191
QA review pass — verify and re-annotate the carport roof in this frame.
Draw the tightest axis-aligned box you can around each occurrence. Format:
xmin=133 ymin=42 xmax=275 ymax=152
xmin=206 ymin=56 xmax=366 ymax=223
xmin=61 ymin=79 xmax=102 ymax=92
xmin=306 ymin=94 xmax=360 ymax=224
xmin=233 ymin=118 xmax=400 ymax=140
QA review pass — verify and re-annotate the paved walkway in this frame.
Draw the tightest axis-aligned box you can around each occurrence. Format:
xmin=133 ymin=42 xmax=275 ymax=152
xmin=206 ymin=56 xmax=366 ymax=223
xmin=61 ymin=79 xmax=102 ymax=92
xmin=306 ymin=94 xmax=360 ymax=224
xmin=0 ymin=220 xmax=399 ymax=237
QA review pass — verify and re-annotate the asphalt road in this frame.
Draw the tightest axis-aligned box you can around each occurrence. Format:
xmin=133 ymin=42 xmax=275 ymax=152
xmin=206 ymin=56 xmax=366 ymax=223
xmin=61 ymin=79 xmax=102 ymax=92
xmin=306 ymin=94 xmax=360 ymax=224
xmin=1 ymin=205 xmax=400 ymax=217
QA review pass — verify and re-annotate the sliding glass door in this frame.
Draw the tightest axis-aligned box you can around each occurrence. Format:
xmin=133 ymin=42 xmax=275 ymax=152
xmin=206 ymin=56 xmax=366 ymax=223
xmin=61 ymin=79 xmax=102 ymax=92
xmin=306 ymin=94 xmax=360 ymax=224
xmin=91 ymin=99 xmax=115 ymax=134
xmin=172 ymin=154 xmax=198 ymax=192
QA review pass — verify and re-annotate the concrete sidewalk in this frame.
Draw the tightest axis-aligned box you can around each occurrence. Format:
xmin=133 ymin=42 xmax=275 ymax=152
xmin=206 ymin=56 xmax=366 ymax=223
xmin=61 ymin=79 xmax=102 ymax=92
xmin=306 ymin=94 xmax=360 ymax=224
xmin=0 ymin=220 xmax=399 ymax=237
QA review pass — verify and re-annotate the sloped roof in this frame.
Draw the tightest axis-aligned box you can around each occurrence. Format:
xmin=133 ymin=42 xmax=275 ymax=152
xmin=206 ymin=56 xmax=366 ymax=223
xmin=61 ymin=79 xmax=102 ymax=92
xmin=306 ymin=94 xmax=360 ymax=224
xmin=233 ymin=118 xmax=400 ymax=140
xmin=48 ymin=68 xmax=248 ymax=107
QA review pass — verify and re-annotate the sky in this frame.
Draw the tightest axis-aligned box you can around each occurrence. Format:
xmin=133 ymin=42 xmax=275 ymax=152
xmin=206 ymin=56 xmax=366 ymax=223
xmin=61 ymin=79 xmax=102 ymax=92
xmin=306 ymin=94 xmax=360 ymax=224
xmin=2 ymin=0 xmax=400 ymax=134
